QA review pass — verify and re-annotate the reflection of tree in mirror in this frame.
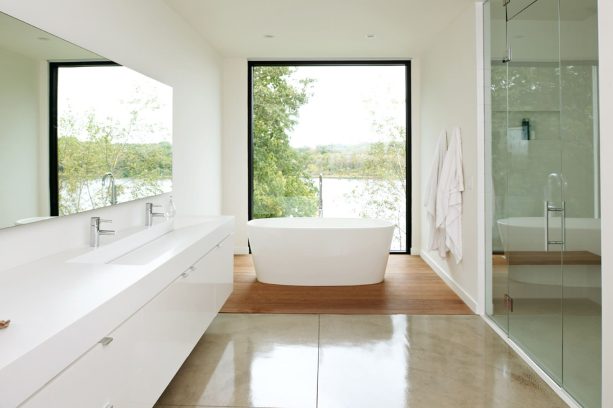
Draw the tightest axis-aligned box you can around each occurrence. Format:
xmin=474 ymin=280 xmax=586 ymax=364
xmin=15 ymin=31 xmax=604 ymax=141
xmin=57 ymin=88 xmax=172 ymax=215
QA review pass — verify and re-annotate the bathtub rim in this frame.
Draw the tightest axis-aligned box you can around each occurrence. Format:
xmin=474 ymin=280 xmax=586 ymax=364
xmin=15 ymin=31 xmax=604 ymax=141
xmin=247 ymin=216 xmax=396 ymax=230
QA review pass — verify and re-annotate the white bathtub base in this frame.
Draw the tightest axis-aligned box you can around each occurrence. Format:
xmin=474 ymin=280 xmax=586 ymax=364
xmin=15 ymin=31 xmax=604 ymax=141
xmin=248 ymin=217 xmax=394 ymax=286
xmin=253 ymin=253 xmax=389 ymax=286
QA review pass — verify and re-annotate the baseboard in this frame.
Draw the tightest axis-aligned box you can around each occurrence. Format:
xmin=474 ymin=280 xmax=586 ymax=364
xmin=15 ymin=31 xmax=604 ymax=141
xmin=420 ymin=251 xmax=478 ymax=313
xmin=482 ymin=316 xmax=582 ymax=408
xmin=234 ymin=246 xmax=250 ymax=255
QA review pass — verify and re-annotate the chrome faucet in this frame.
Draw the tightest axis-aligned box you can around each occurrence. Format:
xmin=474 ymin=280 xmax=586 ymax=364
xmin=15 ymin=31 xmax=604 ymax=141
xmin=102 ymin=172 xmax=117 ymax=205
xmin=145 ymin=202 xmax=165 ymax=227
xmin=90 ymin=217 xmax=115 ymax=247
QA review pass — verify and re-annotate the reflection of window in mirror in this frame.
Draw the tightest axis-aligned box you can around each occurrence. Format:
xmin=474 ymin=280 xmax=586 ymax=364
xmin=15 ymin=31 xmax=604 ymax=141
xmin=49 ymin=62 xmax=173 ymax=216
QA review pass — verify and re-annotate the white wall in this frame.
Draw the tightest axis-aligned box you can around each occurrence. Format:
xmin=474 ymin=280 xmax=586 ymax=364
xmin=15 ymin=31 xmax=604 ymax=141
xmin=0 ymin=0 xmax=222 ymax=271
xmin=598 ymin=0 xmax=612 ymax=405
xmin=221 ymin=58 xmax=249 ymax=253
xmin=0 ymin=47 xmax=40 ymax=228
xmin=419 ymin=5 xmax=479 ymax=312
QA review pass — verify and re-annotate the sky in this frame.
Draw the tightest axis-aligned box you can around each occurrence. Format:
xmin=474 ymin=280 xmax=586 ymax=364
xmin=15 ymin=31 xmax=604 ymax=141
xmin=287 ymin=65 xmax=406 ymax=148
xmin=57 ymin=66 xmax=173 ymax=144
xmin=57 ymin=65 xmax=405 ymax=148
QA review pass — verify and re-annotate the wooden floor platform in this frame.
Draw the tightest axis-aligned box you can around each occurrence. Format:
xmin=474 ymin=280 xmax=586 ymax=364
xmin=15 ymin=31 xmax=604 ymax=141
xmin=220 ymin=255 xmax=473 ymax=315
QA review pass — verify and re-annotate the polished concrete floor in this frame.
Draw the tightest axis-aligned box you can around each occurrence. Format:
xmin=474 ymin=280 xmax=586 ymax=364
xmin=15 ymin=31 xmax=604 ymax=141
xmin=491 ymin=259 xmax=602 ymax=407
xmin=491 ymin=300 xmax=601 ymax=408
xmin=155 ymin=314 xmax=567 ymax=408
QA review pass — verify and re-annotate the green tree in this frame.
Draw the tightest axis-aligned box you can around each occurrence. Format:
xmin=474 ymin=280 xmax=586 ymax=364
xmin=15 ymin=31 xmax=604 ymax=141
xmin=252 ymin=66 xmax=318 ymax=218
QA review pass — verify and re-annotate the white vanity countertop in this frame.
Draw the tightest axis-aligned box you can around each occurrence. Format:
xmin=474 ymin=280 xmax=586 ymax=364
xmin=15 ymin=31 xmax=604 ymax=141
xmin=0 ymin=215 xmax=233 ymax=407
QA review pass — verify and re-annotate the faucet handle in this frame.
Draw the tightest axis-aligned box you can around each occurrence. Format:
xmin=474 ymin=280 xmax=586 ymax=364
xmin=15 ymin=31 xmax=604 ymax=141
xmin=90 ymin=217 xmax=112 ymax=227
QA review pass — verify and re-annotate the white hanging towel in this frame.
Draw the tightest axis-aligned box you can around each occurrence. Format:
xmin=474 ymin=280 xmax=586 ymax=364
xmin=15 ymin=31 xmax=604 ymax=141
xmin=423 ymin=130 xmax=448 ymax=253
xmin=436 ymin=127 xmax=464 ymax=263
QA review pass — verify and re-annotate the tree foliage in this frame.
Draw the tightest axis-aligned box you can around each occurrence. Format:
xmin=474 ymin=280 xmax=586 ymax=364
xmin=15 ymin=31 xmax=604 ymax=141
xmin=252 ymin=66 xmax=318 ymax=218
xmin=355 ymin=123 xmax=407 ymax=249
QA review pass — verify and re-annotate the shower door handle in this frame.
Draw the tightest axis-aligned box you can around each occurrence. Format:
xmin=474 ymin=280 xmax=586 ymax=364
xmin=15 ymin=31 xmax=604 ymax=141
xmin=544 ymin=201 xmax=565 ymax=251
xmin=503 ymin=46 xmax=512 ymax=63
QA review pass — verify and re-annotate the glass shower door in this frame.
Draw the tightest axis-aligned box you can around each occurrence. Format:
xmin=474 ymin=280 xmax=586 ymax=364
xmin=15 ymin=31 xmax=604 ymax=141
xmin=505 ymin=0 xmax=564 ymax=384
xmin=558 ymin=0 xmax=601 ymax=405
xmin=486 ymin=0 xmax=602 ymax=405
xmin=485 ymin=0 xmax=511 ymax=333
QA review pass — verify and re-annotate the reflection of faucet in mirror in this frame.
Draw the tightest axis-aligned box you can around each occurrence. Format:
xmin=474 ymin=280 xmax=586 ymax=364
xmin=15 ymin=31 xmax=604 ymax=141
xmin=102 ymin=172 xmax=117 ymax=205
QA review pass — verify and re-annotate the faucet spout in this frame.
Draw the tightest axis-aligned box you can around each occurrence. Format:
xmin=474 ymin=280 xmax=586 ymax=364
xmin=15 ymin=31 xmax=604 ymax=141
xmin=90 ymin=217 xmax=115 ymax=247
xmin=145 ymin=202 xmax=165 ymax=227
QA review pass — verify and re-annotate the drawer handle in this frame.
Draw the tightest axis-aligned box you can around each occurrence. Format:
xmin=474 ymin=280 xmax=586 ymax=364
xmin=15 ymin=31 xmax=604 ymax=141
xmin=182 ymin=266 xmax=196 ymax=278
xmin=99 ymin=337 xmax=113 ymax=346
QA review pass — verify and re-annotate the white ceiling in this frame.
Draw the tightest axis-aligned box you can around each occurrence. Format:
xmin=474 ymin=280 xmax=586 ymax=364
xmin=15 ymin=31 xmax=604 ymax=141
xmin=0 ymin=11 xmax=100 ymax=61
xmin=164 ymin=0 xmax=476 ymax=58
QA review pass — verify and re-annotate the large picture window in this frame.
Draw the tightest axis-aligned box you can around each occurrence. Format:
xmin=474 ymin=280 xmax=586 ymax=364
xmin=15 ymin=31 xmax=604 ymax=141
xmin=248 ymin=61 xmax=411 ymax=252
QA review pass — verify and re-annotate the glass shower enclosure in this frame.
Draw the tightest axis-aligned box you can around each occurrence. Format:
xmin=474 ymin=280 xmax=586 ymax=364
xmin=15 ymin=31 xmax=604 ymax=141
xmin=484 ymin=0 xmax=601 ymax=406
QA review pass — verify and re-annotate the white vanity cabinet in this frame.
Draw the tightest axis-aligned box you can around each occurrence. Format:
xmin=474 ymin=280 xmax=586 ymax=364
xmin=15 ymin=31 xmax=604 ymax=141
xmin=20 ymin=234 xmax=233 ymax=408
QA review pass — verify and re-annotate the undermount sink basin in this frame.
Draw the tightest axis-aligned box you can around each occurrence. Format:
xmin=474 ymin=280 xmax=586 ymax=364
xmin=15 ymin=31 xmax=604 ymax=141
xmin=108 ymin=232 xmax=178 ymax=265
xmin=67 ymin=217 xmax=219 ymax=266
xmin=68 ymin=220 xmax=174 ymax=265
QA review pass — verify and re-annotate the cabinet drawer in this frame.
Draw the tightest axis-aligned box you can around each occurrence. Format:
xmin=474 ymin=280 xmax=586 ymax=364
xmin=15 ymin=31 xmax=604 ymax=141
xmin=190 ymin=233 xmax=233 ymax=309
xmin=21 ymin=235 xmax=233 ymax=408
xmin=19 ymin=339 xmax=119 ymax=408
xmin=105 ymin=234 xmax=233 ymax=406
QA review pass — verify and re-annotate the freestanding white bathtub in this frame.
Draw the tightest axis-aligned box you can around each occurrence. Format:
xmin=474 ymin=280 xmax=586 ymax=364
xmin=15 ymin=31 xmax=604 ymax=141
xmin=247 ymin=217 xmax=395 ymax=286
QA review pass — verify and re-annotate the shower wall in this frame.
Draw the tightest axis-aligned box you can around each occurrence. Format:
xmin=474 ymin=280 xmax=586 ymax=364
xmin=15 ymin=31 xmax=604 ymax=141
xmin=491 ymin=63 xmax=599 ymax=250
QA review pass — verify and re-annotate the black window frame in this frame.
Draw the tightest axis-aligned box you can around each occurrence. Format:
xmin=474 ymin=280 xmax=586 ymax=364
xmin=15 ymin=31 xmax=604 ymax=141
xmin=247 ymin=60 xmax=412 ymax=254
xmin=49 ymin=60 xmax=119 ymax=216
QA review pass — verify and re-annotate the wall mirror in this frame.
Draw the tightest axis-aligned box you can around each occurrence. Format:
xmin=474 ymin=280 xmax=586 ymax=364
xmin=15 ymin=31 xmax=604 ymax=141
xmin=0 ymin=11 xmax=172 ymax=230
